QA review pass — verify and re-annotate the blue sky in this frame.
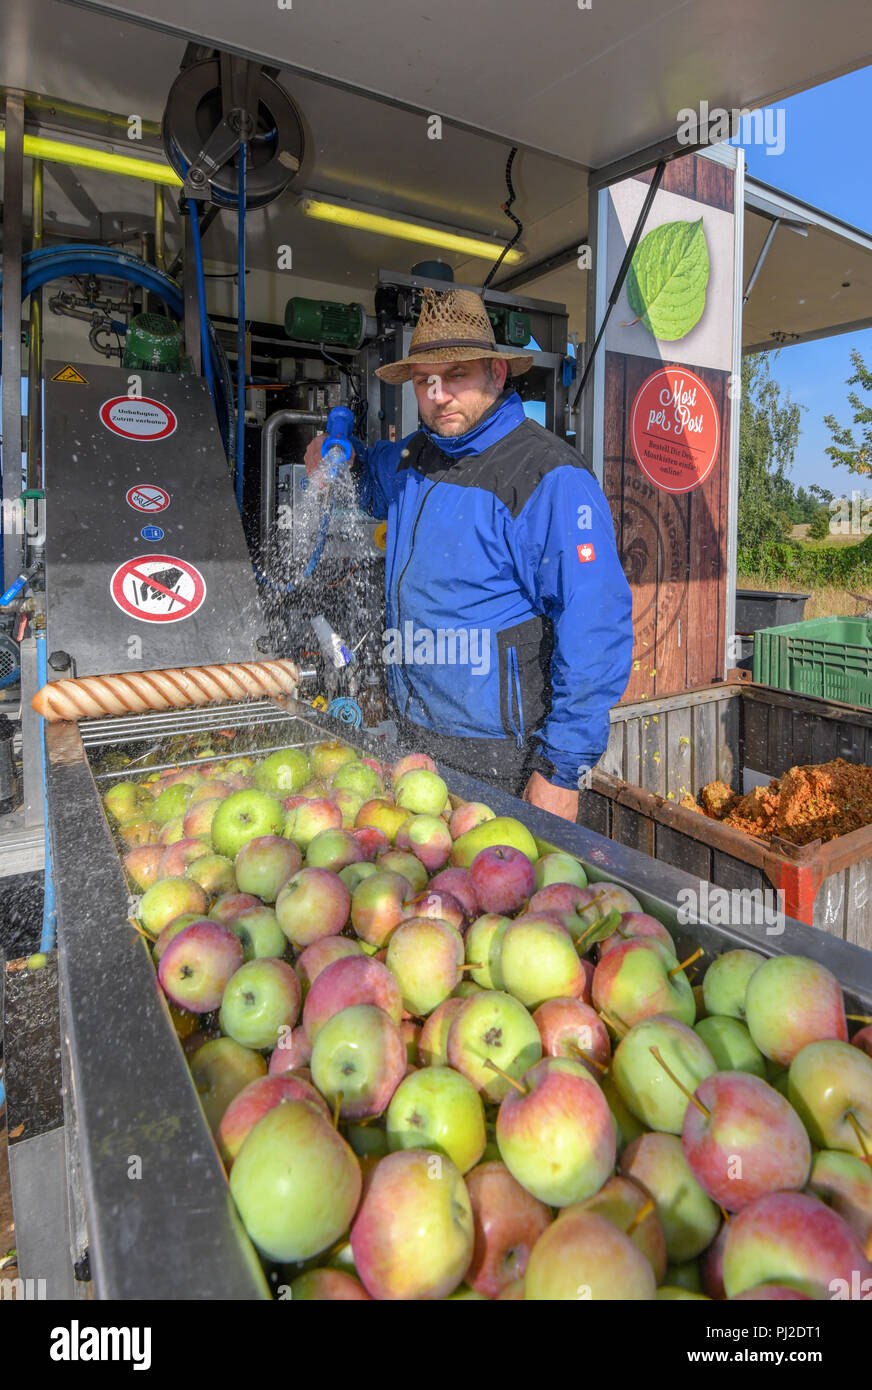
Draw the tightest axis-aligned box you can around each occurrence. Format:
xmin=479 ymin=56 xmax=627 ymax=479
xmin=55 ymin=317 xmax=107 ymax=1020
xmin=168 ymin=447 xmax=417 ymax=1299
xmin=734 ymin=65 xmax=872 ymax=500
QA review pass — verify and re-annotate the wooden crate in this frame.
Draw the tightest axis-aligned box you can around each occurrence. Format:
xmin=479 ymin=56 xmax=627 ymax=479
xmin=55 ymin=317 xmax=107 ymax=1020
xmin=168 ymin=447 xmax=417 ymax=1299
xmin=579 ymin=680 xmax=872 ymax=950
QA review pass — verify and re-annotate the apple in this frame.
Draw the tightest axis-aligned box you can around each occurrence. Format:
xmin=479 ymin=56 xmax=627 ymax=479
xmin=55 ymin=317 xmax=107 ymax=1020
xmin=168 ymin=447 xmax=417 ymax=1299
xmin=386 ymin=1066 xmax=486 ymax=1173
xmin=853 ymin=1025 xmax=872 ymax=1059
xmin=225 ymin=904 xmax=287 ymax=961
xmin=118 ymin=819 xmax=161 ymax=848
xmin=620 ymin=1132 xmax=721 ymax=1262
xmin=745 ymin=955 xmax=848 ymax=1065
xmin=352 ymin=825 xmax=391 ymax=860
xmin=427 ymin=867 xmax=480 ymax=920
xmin=310 ymin=740 xmax=358 ymax=781
xmin=310 ymin=1003 xmax=406 ymax=1120
xmin=189 ymin=778 xmax=233 ymax=803
xmin=275 ymin=867 xmax=351 ymax=948
xmin=498 ymin=916 xmax=584 ymax=1009
xmin=189 ymin=1036 xmax=267 ymax=1135
xmin=138 ymin=877 xmax=208 ymax=939
xmin=682 ymin=1071 xmax=812 ymax=1211
xmin=613 ymin=1015 xmax=717 ymax=1133
xmin=391 ymin=752 xmax=438 ymax=781
xmin=350 ymin=1149 xmax=474 ymax=1300
xmin=722 ymin=1191 xmax=872 ymax=1299
xmin=224 ymin=757 xmax=254 ymax=777
xmin=464 ymin=913 xmax=511 ymax=990
xmin=449 ymin=802 xmax=495 ymax=840
xmin=339 ymin=861 xmax=379 ymax=892
xmin=219 ymin=957 xmax=301 ymax=1050
xmin=269 ymin=1027 xmax=311 ymax=1073
xmin=123 ymin=845 xmax=164 ymax=892
xmin=401 ymin=889 xmax=466 ymax=934
xmin=330 ymin=788 xmax=365 ymax=828
xmin=469 ymin=845 xmax=535 ymax=916
xmin=400 ymin=1018 xmax=420 ymax=1068
xmin=496 ymin=1057 xmax=616 ymax=1206
xmin=700 ymin=1221 xmax=729 ymax=1300
xmin=532 ymin=997 xmax=610 ymax=1078
xmin=394 ymin=815 xmax=453 ymax=874
xmin=103 ymin=780 xmax=153 ymax=824
xmin=157 ymin=837 xmax=211 ymax=879
xmin=592 ymin=939 xmax=695 ymax=1034
xmin=450 ymin=816 xmax=538 ymax=869
xmin=694 ymin=1016 xmax=767 ymax=1077
xmin=350 ymin=870 xmax=409 ymax=947
xmin=524 ymin=1209 xmax=656 ymax=1301
xmin=296 ymin=935 xmax=365 ymax=994
xmin=158 ymin=916 xmax=244 ymax=1016
xmin=253 ymin=747 xmax=310 ymax=795
xmin=701 ymin=949 xmax=765 ymax=1020
xmin=526 ymin=883 xmax=592 ymax=940
xmin=573 ymin=1174 xmax=667 ymax=1283
xmin=463 ymin=1161 xmax=551 ymax=1298
xmin=211 ymin=789 xmax=285 ymax=859
xmin=375 ymin=849 xmax=428 ymax=893
xmin=532 ymin=852 xmax=588 ymax=891
xmin=186 ymin=853 xmax=237 ymax=898
xmin=385 ymin=916 xmax=464 ymax=1016
xmin=298 ymin=779 xmax=330 ymax=800
xmin=159 ymin=815 xmax=188 ymax=846
xmin=283 ymin=798 xmax=343 ymax=850
xmin=289 ymin=1270 xmax=371 ymax=1301
xmin=447 ymin=990 xmax=542 ymax=1104
xmin=354 ymin=798 xmax=410 ymax=844
xmin=808 ymin=1149 xmax=872 ymax=1247
xmin=209 ymin=891 xmax=259 ymax=925
xmin=418 ymin=997 xmax=467 ymax=1067
xmin=788 ymin=1038 xmax=872 ymax=1157
xmin=303 ymin=955 xmax=402 ymax=1039
xmin=230 ymin=1100 xmax=361 ymax=1262
xmin=597 ymin=912 xmax=676 ymax=960
xmin=218 ymin=1072 xmax=331 ymax=1166
xmin=305 ymin=828 xmax=366 ymax=874
xmin=393 ymin=769 xmax=449 ymax=817
xmin=332 ymin=761 xmax=383 ymax=800
xmin=152 ymin=913 xmax=208 ymax=963
xmin=152 ymin=782 xmax=194 ymax=826
xmin=732 ymin=1285 xmax=812 ymax=1301
xmin=182 ymin=798 xmax=224 ymax=841
xmin=601 ymin=1070 xmax=647 ymax=1154
xmin=234 ymin=835 xmax=301 ymax=902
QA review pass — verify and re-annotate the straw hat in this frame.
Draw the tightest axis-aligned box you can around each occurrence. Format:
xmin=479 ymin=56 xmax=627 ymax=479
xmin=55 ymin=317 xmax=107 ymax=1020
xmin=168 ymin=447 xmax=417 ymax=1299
xmin=375 ymin=287 xmax=534 ymax=384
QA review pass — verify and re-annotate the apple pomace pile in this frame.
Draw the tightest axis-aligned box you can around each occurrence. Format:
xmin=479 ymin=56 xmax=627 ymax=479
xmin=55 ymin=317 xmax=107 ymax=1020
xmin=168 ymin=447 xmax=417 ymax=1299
xmin=102 ymin=740 xmax=872 ymax=1301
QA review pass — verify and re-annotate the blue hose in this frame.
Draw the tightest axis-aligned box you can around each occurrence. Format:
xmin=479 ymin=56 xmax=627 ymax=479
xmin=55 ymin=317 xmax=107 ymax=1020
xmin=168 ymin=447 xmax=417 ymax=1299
xmin=188 ymin=201 xmax=217 ymax=409
xmin=36 ymin=630 xmax=56 ymax=954
xmin=236 ymin=145 xmax=247 ymax=514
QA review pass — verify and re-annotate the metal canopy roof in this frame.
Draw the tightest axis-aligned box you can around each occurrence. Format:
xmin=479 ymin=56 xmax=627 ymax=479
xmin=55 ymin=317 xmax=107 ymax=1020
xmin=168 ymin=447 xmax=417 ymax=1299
xmin=58 ymin=0 xmax=872 ymax=170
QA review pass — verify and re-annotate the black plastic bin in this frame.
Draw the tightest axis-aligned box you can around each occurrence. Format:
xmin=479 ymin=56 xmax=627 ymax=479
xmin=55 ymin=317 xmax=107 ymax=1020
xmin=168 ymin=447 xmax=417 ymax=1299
xmin=735 ymin=588 xmax=810 ymax=634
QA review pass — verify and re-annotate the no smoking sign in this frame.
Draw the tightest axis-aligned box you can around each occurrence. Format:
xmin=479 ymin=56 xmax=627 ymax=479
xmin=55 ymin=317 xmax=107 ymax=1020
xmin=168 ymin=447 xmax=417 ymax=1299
xmin=110 ymin=554 xmax=206 ymax=624
xmin=126 ymin=484 xmax=170 ymax=513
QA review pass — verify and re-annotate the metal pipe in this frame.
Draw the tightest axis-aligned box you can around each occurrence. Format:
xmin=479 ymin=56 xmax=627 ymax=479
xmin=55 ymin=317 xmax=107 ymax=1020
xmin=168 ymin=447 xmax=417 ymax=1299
xmin=743 ymin=216 xmax=781 ymax=304
xmin=259 ymin=408 xmax=328 ymax=576
xmin=2 ymin=93 xmax=26 ymax=594
xmin=154 ymin=184 xmax=166 ymax=272
xmin=27 ymin=160 xmax=44 ymax=493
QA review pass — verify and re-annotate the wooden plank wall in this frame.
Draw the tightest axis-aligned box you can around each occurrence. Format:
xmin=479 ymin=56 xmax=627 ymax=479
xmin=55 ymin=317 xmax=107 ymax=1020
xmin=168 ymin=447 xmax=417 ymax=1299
xmin=603 ymin=154 xmax=734 ymax=704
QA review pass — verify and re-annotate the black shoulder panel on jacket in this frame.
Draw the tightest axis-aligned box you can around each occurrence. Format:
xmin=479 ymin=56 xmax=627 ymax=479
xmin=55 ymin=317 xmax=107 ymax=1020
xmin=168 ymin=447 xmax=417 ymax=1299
xmin=401 ymin=418 xmax=593 ymax=518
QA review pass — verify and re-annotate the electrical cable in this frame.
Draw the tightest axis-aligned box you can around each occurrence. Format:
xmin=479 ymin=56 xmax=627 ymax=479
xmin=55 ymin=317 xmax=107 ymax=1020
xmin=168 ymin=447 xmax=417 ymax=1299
xmin=482 ymin=147 xmax=523 ymax=293
xmin=188 ymin=199 xmax=217 ymax=410
xmin=236 ymin=143 xmax=247 ymax=514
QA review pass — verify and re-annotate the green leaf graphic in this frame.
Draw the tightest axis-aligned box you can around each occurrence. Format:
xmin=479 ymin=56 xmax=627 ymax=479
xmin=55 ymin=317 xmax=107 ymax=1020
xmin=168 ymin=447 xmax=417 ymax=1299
xmin=626 ymin=218 xmax=710 ymax=341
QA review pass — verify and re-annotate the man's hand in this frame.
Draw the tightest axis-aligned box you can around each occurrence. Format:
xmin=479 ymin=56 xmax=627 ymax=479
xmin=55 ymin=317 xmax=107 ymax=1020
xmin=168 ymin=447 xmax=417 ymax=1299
xmin=304 ymin=432 xmax=356 ymax=479
xmin=522 ymin=771 xmax=579 ymax=822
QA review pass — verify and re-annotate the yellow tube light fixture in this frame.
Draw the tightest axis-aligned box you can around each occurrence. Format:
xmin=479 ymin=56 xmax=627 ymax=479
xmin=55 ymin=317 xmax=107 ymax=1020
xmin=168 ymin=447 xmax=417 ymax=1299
xmin=300 ymin=194 xmax=524 ymax=265
xmin=0 ymin=129 xmax=183 ymax=186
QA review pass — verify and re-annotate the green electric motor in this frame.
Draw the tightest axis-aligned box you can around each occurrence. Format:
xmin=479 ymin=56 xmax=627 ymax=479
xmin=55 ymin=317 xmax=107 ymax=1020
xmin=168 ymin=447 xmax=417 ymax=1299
xmin=486 ymin=306 xmax=532 ymax=348
xmin=123 ymin=313 xmax=185 ymax=372
xmin=284 ymin=297 xmax=366 ymax=348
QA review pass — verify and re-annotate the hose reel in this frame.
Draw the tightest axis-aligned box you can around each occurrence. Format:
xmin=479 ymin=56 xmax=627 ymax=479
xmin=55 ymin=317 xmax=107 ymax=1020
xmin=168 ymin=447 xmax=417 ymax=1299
xmin=162 ymin=55 xmax=305 ymax=209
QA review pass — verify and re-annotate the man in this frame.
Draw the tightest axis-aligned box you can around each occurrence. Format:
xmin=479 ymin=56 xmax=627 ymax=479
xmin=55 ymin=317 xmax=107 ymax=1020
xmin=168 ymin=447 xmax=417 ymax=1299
xmin=305 ymin=287 xmax=633 ymax=822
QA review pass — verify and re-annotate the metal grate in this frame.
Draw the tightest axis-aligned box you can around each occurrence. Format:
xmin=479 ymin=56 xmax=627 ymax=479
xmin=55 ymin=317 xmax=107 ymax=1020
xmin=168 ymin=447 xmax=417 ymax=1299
xmin=79 ymin=699 xmax=298 ymax=747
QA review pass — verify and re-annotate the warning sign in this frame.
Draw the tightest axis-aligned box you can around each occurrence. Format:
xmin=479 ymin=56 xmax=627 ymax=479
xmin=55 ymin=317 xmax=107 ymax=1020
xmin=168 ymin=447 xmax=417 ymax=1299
xmin=126 ymin=484 xmax=170 ymax=513
xmin=52 ymin=365 xmax=88 ymax=384
xmin=100 ymin=396 xmax=177 ymax=441
xmin=110 ymin=554 xmax=206 ymax=624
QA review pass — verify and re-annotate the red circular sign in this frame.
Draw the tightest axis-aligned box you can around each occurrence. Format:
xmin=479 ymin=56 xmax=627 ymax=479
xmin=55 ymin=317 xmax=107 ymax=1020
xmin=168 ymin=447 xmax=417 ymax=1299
xmin=126 ymin=484 xmax=170 ymax=513
xmin=629 ymin=367 xmax=720 ymax=493
xmin=100 ymin=396 xmax=177 ymax=441
xmin=110 ymin=554 xmax=206 ymax=623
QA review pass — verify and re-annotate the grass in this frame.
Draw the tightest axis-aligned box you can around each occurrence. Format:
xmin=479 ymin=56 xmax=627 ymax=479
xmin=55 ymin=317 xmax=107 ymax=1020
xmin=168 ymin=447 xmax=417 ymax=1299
xmin=789 ymin=523 xmax=861 ymax=549
xmin=737 ymin=574 xmax=870 ymax=621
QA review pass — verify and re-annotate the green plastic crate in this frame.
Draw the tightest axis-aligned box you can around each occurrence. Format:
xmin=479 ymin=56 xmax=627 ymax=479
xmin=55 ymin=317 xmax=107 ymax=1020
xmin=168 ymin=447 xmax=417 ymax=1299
xmin=753 ymin=616 xmax=872 ymax=706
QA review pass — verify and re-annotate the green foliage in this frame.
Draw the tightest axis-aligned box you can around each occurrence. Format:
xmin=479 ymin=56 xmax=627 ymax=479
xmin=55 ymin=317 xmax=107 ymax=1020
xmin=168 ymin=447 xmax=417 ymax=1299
xmin=824 ymin=349 xmax=872 ymax=476
xmin=806 ymin=509 xmax=832 ymax=540
xmin=626 ymin=219 xmax=710 ymax=341
xmin=737 ymin=355 xmax=804 ymax=547
xmin=737 ymin=533 xmax=872 ymax=586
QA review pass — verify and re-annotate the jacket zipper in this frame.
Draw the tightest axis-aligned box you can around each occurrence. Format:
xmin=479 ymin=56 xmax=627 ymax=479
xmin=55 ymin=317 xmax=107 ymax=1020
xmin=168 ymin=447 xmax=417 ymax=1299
xmin=395 ymin=481 xmax=439 ymax=719
xmin=507 ymin=645 xmax=523 ymax=748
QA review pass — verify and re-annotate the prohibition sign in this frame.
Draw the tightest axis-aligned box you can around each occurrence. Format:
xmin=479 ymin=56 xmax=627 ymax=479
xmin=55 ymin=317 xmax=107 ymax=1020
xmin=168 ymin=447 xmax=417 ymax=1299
xmin=126 ymin=484 xmax=170 ymax=513
xmin=100 ymin=396 xmax=177 ymax=440
xmin=110 ymin=554 xmax=206 ymax=624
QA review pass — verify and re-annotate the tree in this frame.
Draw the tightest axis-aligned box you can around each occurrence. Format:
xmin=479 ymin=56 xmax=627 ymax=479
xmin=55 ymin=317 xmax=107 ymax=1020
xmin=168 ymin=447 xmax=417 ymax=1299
xmin=737 ymin=353 xmax=804 ymax=547
xmin=824 ymin=349 xmax=872 ymax=475
xmin=807 ymin=508 xmax=831 ymax=540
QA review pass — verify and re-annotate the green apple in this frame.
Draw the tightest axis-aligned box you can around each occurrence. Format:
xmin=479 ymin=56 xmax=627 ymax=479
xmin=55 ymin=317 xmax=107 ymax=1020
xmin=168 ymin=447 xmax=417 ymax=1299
xmin=332 ymin=761 xmax=383 ymax=800
xmin=211 ymin=789 xmax=285 ymax=859
xmin=524 ymin=1209 xmax=656 ymax=1300
xmin=226 ymin=904 xmax=287 ymax=961
xmin=186 ymin=853 xmax=237 ymax=898
xmin=451 ymin=816 xmax=538 ymax=869
xmin=394 ymin=769 xmax=448 ymax=817
xmin=138 ymin=876 xmax=208 ymax=939
xmin=533 ymin=852 xmax=588 ymax=891
xmin=103 ymin=780 xmax=153 ymax=824
xmin=620 ymin=1132 xmax=721 ymax=1262
xmin=219 ymin=958 xmax=301 ymax=1050
xmin=230 ymin=1100 xmax=361 ymax=1262
xmin=152 ymin=782 xmax=194 ymax=826
xmin=189 ymin=1036 xmax=267 ymax=1135
xmin=808 ymin=1149 xmax=872 ymax=1245
xmin=446 ymin=990 xmax=542 ymax=1104
xmin=375 ymin=849 xmax=429 ymax=894
xmin=702 ymin=949 xmax=765 ymax=1020
xmin=310 ymin=1003 xmax=406 ymax=1120
xmin=339 ymin=861 xmax=379 ymax=892
xmin=253 ymin=747 xmax=311 ymax=795
xmin=593 ymin=939 xmax=696 ymax=1034
xmin=745 ymin=954 xmax=848 ymax=1066
xmin=386 ymin=1066 xmax=486 ymax=1173
xmin=613 ymin=1015 xmax=717 ymax=1133
xmin=385 ymin=916 xmax=464 ymax=1016
xmin=310 ymin=741 xmax=358 ymax=780
xmin=497 ymin=1057 xmax=616 ymax=1206
xmin=788 ymin=1039 xmax=872 ymax=1157
xmin=694 ymin=1016 xmax=767 ymax=1077
xmin=573 ymin=1174 xmax=667 ymax=1283
xmin=498 ymin=916 xmax=584 ymax=1009
xmin=464 ymin=913 xmax=511 ymax=990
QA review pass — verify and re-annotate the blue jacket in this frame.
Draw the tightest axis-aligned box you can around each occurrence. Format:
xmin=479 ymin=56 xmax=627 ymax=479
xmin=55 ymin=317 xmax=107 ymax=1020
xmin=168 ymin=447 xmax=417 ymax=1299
xmin=353 ymin=391 xmax=633 ymax=790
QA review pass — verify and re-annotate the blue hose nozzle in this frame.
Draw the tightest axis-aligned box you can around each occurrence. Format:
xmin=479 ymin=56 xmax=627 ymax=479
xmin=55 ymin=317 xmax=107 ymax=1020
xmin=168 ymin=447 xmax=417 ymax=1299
xmin=322 ymin=406 xmax=355 ymax=463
